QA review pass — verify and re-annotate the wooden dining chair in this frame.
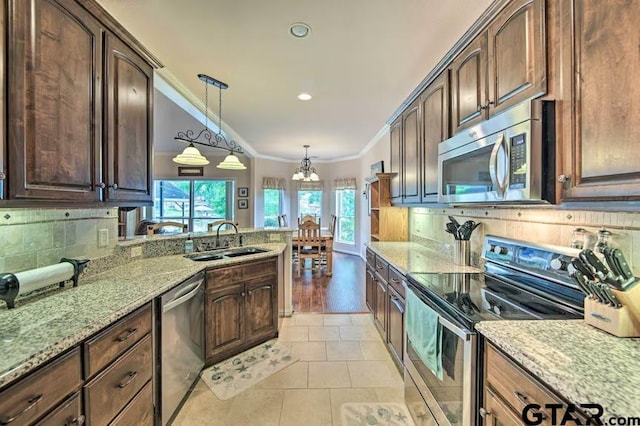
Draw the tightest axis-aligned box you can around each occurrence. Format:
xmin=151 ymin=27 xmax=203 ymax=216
xmin=299 ymin=215 xmax=317 ymax=225
xmin=278 ymin=214 xmax=289 ymax=228
xmin=146 ymin=222 xmax=188 ymax=236
xmin=320 ymin=214 xmax=337 ymax=265
xmin=297 ymin=220 xmax=322 ymax=276
xmin=207 ymin=220 xmax=239 ymax=232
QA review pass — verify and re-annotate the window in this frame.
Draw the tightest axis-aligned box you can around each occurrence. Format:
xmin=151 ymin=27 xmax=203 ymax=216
xmin=335 ymin=189 xmax=355 ymax=244
xmin=298 ymin=190 xmax=322 ymax=221
xmin=153 ymin=180 xmax=234 ymax=232
xmin=264 ymin=188 xmax=281 ymax=228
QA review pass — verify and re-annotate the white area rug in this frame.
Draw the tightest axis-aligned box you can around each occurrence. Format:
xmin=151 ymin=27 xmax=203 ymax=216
xmin=200 ymin=340 xmax=297 ymax=400
xmin=340 ymin=403 xmax=415 ymax=426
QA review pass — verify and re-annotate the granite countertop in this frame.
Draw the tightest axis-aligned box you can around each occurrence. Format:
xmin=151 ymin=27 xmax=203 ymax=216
xmin=365 ymin=241 xmax=481 ymax=274
xmin=0 ymin=243 xmax=286 ymax=388
xmin=476 ymin=320 xmax=640 ymax=420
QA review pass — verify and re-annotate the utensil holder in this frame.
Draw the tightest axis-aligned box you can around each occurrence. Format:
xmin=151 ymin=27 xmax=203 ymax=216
xmin=453 ymin=240 xmax=470 ymax=266
xmin=584 ymin=296 xmax=640 ymax=338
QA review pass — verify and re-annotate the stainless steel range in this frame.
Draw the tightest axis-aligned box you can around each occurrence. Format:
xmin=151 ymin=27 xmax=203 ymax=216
xmin=404 ymin=235 xmax=585 ymax=426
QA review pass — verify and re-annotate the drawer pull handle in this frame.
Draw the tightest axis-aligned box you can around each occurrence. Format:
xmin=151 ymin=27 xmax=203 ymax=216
xmin=514 ymin=391 xmax=528 ymax=405
xmin=116 ymin=328 xmax=138 ymax=342
xmin=66 ymin=415 xmax=86 ymax=425
xmin=117 ymin=371 xmax=138 ymax=388
xmin=390 ymin=278 xmax=400 ymax=282
xmin=0 ymin=394 xmax=43 ymax=424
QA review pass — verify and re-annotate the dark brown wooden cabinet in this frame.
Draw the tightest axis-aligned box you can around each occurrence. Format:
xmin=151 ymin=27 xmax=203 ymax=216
xmin=6 ymin=0 xmax=102 ymax=202
xmin=558 ymin=0 xmax=640 ymax=200
xmin=365 ymin=266 xmax=375 ymax=312
xmin=2 ymin=0 xmax=158 ymax=206
xmin=205 ymin=258 xmax=278 ymax=366
xmin=400 ymin=100 xmax=421 ymax=204
xmin=104 ymin=33 xmax=153 ymax=204
xmin=420 ymin=71 xmax=449 ymax=201
xmin=389 ymin=118 xmax=402 ymax=202
xmin=387 ymin=284 xmax=405 ymax=368
xmin=450 ymin=33 xmax=488 ymax=134
xmin=373 ymin=277 xmax=387 ymax=336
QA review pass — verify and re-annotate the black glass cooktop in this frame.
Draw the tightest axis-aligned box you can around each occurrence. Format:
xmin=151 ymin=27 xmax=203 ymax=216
xmin=407 ymin=272 xmax=583 ymax=328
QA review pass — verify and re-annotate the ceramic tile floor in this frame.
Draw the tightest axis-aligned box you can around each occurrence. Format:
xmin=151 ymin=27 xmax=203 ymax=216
xmin=172 ymin=313 xmax=406 ymax=426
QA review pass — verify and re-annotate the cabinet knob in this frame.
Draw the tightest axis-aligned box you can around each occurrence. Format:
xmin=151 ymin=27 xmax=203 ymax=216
xmin=68 ymin=415 xmax=86 ymax=425
xmin=109 ymin=183 xmax=118 ymax=190
xmin=0 ymin=172 xmax=5 ymax=180
xmin=96 ymin=182 xmax=106 ymax=189
xmin=557 ymin=174 xmax=570 ymax=183
xmin=241 ymin=292 xmax=246 ymax=298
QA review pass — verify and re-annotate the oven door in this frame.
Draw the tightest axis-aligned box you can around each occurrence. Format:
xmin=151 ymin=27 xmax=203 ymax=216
xmin=404 ymin=286 xmax=476 ymax=426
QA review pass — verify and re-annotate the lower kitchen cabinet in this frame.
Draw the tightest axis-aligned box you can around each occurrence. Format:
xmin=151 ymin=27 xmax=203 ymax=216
xmin=374 ymin=277 xmax=387 ymax=336
xmin=387 ymin=285 xmax=405 ymax=367
xmin=205 ymin=258 xmax=278 ymax=366
xmin=365 ymin=266 xmax=375 ymax=312
xmin=482 ymin=342 xmax=590 ymax=426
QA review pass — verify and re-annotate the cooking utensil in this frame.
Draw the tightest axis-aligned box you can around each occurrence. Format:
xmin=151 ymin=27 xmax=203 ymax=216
xmin=600 ymin=284 xmax=622 ymax=308
xmin=570 ymin=271 xmax=593 ymax=298
xmin=446 ymin=222 xmax=460 ymax=240
xmin=571 ymin=257 xmax=597 ymax=281
xmin=586 ymin=280 xmax=608 ymax=304
xmin=612 ymin=249 xmax=635 ymax=282
xmin=448 ymin=216 xmax=461 ymax=229
xmin=580 ymin=249 xmax=623 ymax=289
xmin=602 ymin=247 xmax=624 ymax=278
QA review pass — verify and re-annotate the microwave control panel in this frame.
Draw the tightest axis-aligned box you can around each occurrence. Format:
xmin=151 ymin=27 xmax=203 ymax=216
xmin=509 ymin=133 xmax=527 ymax=188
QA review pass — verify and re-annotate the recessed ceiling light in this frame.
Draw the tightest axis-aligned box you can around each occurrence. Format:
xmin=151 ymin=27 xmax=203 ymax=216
xmin=289 ymin=22 xmax=311 ymax=38
xmin=298 ymin=93 xmax=312 ymax=101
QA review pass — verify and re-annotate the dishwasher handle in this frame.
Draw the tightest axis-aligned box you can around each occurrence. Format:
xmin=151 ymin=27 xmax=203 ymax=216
xmin=162 ymin=279 xmax=204 ymax=313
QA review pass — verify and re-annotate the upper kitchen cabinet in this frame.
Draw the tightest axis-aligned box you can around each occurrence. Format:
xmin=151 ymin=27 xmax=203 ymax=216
xmin=450 ymin=0 xmax=546 ymax=134
xmin=2 ymin=0 xmax=160 ymax=206
xmin=557 ymin=0 xmax=640 ymax=200
xmin=486 ymin=0 xmax=546 ymax=117
xmin=400 ymin=98 xmax=421 ymax=204
xmin=389 ymin=118 xmax=402 ymax=202
xmin=104 ymin=34 xmax=153 ymax=204
xmin=6 ymin=0 xmax=103 ymax=202
xmin=420 ymin=71 xmax=449 ymax=201
xmin=450 ymin=33 xmax=488 ymax=134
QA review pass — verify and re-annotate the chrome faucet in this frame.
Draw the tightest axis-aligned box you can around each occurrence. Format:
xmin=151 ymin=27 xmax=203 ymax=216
xmin=215 ymin=221 xmax=239 ymax=248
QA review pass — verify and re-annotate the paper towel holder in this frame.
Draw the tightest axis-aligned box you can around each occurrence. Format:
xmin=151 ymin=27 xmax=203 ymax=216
xmin=0 ymin=258 xmax=90 ymax=309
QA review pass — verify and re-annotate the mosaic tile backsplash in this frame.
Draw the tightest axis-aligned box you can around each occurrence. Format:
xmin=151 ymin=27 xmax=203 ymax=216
xmin=410 ymin=207 xmax=640 ymax=276
xmin=0 ymin=208 xmax=120 ymax=273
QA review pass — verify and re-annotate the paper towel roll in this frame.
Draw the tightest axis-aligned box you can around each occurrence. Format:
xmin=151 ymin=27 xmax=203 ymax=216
xmin=14 ymin=262 xmax=75 ymax=295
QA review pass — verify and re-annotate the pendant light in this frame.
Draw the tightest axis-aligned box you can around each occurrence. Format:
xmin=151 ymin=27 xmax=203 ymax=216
xmin=292 ymin=145 xmax=319 ymax=181
xmin=173 ymin=74 xmax=246 ymax=170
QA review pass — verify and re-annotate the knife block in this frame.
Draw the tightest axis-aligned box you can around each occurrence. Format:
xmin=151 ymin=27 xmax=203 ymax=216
xmin=584 ymin=290 xmax=640 ymax=338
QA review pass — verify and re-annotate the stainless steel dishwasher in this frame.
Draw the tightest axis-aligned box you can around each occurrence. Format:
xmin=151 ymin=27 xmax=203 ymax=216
xmin=157 ymin=271 xmax=205 ymax=425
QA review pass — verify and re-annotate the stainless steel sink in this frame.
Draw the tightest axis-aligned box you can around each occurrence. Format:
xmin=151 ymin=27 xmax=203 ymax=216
xmin=185 ymin=247 xmax=269 ymax=261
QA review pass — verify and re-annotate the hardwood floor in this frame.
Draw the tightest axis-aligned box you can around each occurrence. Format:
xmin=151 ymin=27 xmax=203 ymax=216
xmin=292 ymin=252 xmax=367 ymax=314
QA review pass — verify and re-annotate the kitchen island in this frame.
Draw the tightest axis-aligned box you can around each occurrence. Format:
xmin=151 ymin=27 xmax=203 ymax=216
xmin=477 ymin=320 xmax=640 ymax=421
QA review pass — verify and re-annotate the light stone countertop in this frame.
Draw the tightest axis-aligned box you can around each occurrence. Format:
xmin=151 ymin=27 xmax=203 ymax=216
xmin=476 ymin=320 xmax=640 ymax=420
xmin=0 ymin=243 xmax=286 ymax=388
xmin=365 ymin=241 xmax=481 ymax=274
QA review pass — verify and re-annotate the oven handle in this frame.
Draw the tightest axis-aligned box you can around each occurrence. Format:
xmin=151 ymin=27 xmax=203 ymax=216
xmin=407 ymin=285 xmax=474 ymax=341
xmin=488 ymin=133 xmax=507 ymax=199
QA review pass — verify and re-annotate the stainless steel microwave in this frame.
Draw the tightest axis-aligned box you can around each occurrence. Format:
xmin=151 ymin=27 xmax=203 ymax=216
xmin=438 ymin=100 xmax=555 ymax=204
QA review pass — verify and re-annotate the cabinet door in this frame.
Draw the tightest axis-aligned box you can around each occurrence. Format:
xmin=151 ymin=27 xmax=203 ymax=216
xmin=373 ymin=278 xmax=387 ymax=335
xmin=7 ymin=0 xmax=102 ymax=201
xmin=421 ymin=71 xmax=449 ymax=201
xmin=205 ymin=284 xmax=245 ymax=364
xmin=104 ymin=33 xmax=153 ymax=205
xmin=389 ymin=118 xmax=402 ymax=202
xmin=401 ymin=100 xmax=421 ymax=204
xmin=560 ymin=1 xmax=640 ymax=200
xmin=365 ymin=266 xmax=375 ymax=312
xmin=387 ymin=286 xmax=404 ymax=367
xmin=450 ymin=33 xmax=488 ymax=134
xmin=245 ymin=275 xmax=278 ymax=343
xmin=487 ymin=0 xmax=546 ymax=116
xmin=483 ymin=387 xmax=523 ymax=426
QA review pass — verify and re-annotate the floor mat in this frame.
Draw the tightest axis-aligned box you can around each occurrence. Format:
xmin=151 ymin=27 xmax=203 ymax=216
xmin=340 ymin=402 xmax=415 ymax=426
xmin=200 ymin=340 xmax=297 ymax=400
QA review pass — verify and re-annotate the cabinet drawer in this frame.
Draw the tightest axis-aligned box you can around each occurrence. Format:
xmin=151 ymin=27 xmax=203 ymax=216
xmin=0 ymin=348 xmax=82 ymax=426
xmin=374 ymin=256 xmax=389 ymax=281
xmin=388 ymin=266 xmax=405 ymax=298
xmin=35 ymin=392 xmax=83 ymax=426
xmin=365 ymin=249 xmax=375 ymax=267
xmin=206 ymin=265 xmax=242 ymax=288
xmin=84 ymin=303 xmax=152 ymax=378
xmin=242 ymin=259 xmax=277 ymax=281
xmin=85 ymin=334 xmax=153 ymax=426
xmin=486 ymin=344 xmax=563 ymax=424
xmin=109 ymin=381 xmax=153 ymax=426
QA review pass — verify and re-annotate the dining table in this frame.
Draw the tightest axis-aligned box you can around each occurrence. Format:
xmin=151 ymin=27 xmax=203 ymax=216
xmin=291 ymin=230 xmax=333 ymax=276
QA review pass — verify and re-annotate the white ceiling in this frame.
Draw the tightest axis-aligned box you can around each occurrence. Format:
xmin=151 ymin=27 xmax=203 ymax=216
xmin=98 ymin=0 xmax=492 ymax=161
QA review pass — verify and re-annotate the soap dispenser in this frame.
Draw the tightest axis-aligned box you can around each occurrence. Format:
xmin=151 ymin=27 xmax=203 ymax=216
xmin=184 ymin=234 xmax=194 ymax=254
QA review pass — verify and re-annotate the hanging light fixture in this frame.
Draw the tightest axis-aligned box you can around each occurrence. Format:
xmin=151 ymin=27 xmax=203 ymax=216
xmin=173 ymin=74 xmax=247 ymax=170
xmin=292 ymin=145 xmax=319 ymax=181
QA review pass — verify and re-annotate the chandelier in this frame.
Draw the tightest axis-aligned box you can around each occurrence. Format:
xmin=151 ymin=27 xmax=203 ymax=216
xmin=173 ymin=74 xmax=247 ymax=170
xmin=292 ymin=145 xmax=319 ymax=181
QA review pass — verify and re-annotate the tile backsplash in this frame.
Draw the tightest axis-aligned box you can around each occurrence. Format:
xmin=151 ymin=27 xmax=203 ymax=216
xmin=0 ymin=208 xmax=119 ymax=273
xmin=410 ymin=207 xmax=640 ymax=275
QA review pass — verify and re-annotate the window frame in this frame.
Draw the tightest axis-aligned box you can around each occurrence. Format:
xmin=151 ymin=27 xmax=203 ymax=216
xmin=334 ymin=188 xmax=356 ymax=245
xmin=297 ymin=189 xmax=323 ymax=222
xmin=263 ymin=188 xmax=283 ymax=228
